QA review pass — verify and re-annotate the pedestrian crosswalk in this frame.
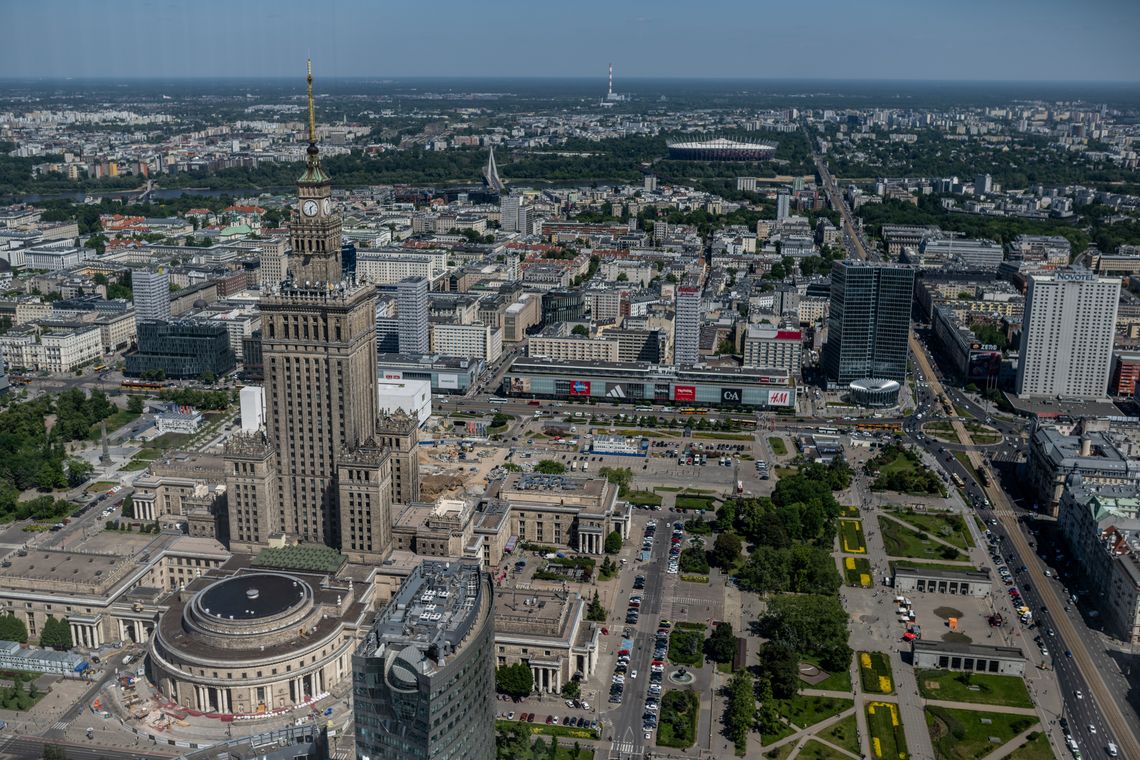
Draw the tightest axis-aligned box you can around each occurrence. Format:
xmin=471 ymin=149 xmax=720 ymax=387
xmin=50 ymin=719 xmax=71 ymax=731
xmin=608 ymin=740 xmax=643 ymax=758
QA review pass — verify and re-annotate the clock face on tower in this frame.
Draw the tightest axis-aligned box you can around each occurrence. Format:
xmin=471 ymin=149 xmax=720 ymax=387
xmin=302 ymin=200 xmax=318 ymax=216
xmin=322 ymin=199 xmax=333 ymax=215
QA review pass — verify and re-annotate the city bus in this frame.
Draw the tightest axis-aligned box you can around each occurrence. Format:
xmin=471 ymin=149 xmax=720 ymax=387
xmin=818 ymin=426 xmax=840 ymax=435
xmin=488 ymin=397 xmax=509 ymax=405
xmin=951 ymin=473 xmax=965 ymax=488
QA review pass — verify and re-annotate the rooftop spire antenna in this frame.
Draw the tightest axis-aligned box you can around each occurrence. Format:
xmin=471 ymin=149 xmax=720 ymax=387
xmin=306 ymin=58 xmax=316 ymax=146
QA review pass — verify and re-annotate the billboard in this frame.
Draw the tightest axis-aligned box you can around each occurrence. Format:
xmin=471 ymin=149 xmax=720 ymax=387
xmin=673 ymin=385 xmax=696 ymax=402
xmin=438 ymin=373 xmax=460 ymax=390
xmin=654 ymin=383 xmax=672 ymax=402
xmin=605 ymin=382 xmax=627 ymax=399
xmin=509 ymin=377 xmax=532 ymax=394
xmin=967 ymin=349 xmax=1002 ymax=382
xmin=568 ymin=380 xmax=591 ymax=397
xmin=766 ymin=389 xmax=793 ymax=407
xmin=720 ymin=387 xmax=743 ymax=404
xmin=382 ymin=371 xmax=403 ymax=380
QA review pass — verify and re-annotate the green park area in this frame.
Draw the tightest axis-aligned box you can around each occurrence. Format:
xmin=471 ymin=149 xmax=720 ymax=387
xmin=768 ymin=436 xmax=788 ymax=456
xmin=925 ymin=706 xmax=1037 ymax=760
xmin=866 ymin=701 xmax=907 ymax=760
xmin=668 ymin=623 xmax=706 ymax=666
xmin=627 ymin=490 xmax=662 ymax=507
xmin=839 ymin=519 xmax=867 ymax=553
xmin=675 ymin=493 xmax=717 ymax=511
xmin=891 ymin=509 xmax=975 ymax=550
xmin=859 ymin=651 xmax=895 ymax=694
xmin=889 ymin=560 xmax=979 ymax=574
xmin=817 ymin=713 xmax=860 ymax=756
xmin=916 ymin=670 xmax=1033 ymax=708
xmin=839 ymin=505 xmax=860 ymax=518
xmin=657 ymin=690 xmax=699 ymax=748
xmin=774 ymin=694 xmax=853 ymax=731
xmin=868 ymin=444 xmax=946 ymax=497
xmin=879 ymin=516 xmax=965 ymax=562
xmin=843 ymin=556 xmax=873 ymax=588
xmin=1005 ymin=731 xmax=1054 ymax=760
xmin=496 ymin=722 xmax=597 ymax=758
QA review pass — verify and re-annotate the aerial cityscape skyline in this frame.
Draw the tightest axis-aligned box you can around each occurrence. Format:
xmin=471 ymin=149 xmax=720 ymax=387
xmin=0 ymin=4 xmax=1140 ymax=757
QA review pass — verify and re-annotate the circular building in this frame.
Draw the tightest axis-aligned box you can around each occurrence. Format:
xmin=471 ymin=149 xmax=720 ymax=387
xmin=848 ymin=378 xmax=901 ymax=408
xmin=666 ymin=137 xmax=777 ymax=161
xmin=148 ymin=571 xmax=364 ymax=716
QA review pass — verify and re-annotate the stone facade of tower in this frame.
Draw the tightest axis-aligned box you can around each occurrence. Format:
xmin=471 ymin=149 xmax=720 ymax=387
xmin=223 ymin=64 xmax=404 ymax=564
xmin=376 ymin=410 xmax=421 ymax=505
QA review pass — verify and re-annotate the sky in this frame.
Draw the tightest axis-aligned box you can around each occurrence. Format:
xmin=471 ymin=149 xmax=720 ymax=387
xmin=5 ymin=0 xmax=1140 ymax=82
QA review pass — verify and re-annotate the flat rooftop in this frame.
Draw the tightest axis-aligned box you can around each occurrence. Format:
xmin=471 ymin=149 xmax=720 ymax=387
xmin=912 ymin=639 xmax=1024 ymax=660
xmin=358 ymin=560 xmax=485 ymax=660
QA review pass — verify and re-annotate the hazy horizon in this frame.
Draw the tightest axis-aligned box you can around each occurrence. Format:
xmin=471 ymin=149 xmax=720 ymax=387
xmin=6 ymin=0 xmax=1140 ymax=83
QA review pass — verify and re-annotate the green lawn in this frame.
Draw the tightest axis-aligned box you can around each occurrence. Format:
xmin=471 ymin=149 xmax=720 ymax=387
xmin=657 ymin=690 xmax=699 ymax=748
xmin=925 ymin=706 xmax=1037 ymax=760
xmin=775 ymin=466 xmax=799 ymax=479
xmin=839 ymin=505 xmax=860 ymax=518
xmin=764 ymin=743 xmax=797 ymax=760
xmin=891 ymin=510 xmax=975 ymax=549
xmin=866 ymin=701 xmax=907 ymax=760
xmin=877 ymin=451 xmax=919 ymax=476
xmin=768 ymin=436 xmax=788 ymax=456
xmin=916 ymin=670 xmax=1033 ymax=708
xmin=798 ymin=739 xmax=852 ymax=759
xmin=879 ymin=516 xmax=965 ymax=561
xmin=843 ymin=556 xmax=873 ymax=587
xmin=693 ymin=432 xmax=753 ymax=441
xmin=1005 ymin=731 xmax=1054 ymax=760
xmin=953 ymin=451 xmax=978 ymax=480
xmin=627 ymin=490 xmax=662 ymax=507
xmin=495 ymin=720 xmax=599 ymax=741
xmin=839 ymin=519 xmax=867 ymax=553
xmin=89 ymin=408 xmax=140 ymax=439
xmin=818 ymin=713 xmax=860 ymax=755
xmin=675 ymin=495 xmax=717 ymax=511
xmin=761 ymin=720 xmax=796 ymax=746
xmin=802 ymin=654 xmax=853 ymax=692
xmin=774 ymin=694 xmax=853 ymax=730
xmin=859 ymin=651 xmax=895 ymax=695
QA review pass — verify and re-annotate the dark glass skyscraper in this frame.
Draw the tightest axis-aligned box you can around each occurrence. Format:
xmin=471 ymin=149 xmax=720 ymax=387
xmin=821 ymin=261 xmax=914 ymax=386
xmin=353 ymin=560 xmax=495 ymax=760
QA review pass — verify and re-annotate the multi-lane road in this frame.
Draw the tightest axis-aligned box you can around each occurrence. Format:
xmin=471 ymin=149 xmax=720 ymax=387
xmin=811 ymin=131 xmax=1137 ymax=758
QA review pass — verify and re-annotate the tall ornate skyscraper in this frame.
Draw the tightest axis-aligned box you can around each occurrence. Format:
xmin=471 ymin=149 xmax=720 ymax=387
xmin=226 ymin=61 xmax=395 ymax=564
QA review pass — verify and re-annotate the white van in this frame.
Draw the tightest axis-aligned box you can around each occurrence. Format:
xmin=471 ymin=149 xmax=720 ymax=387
xmin=1106 ymin=741 xmax=1118 ymax=757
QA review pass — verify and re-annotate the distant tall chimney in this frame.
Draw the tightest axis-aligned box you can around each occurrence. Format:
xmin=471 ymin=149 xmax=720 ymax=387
xmin=608 ymin=63 xmax=613 ymax=97
xmin=1080 ymin=436 xmax=1092 ymax=457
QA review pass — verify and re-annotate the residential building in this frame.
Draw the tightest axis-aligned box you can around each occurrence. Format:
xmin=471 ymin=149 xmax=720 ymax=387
xmin=397 ymin=276 xmax=430 ymax=354
xmin=743 ymin=325 xmax=803 ymax=376
xmin=776 ymin=192 xmax=790 ymax=221
xmin=353 ymin=560 xmax=495 ymax=760
xmin=431 ymin=323 xmax=503 ymax=363
xmin=1026 ymin=423 xmax=1140 ymax=516
xmin=133 ymin=269 xmax=172 ymax=323
xmin=1057 ymin=479 xmax=1140 ymax=644
xmin=1016 ymin=268 xmax=1120 ymax=399
xmin=528 ymin=335 xmax=620 ymax=363
xmin=673 ymin=280 xmax=701 ymax=366
xmin=821 ymin=261 xmax=914 ymax=386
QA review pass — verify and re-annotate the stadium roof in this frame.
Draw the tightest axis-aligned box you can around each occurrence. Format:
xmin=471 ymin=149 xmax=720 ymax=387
xmin=666 ymin=137 xmax=776 ymax=151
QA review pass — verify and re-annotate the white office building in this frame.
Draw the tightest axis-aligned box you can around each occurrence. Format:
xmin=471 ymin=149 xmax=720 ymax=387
xmin=133 ymin=269 xmax=172 ymax=323
xmin=1016 ymin=268 xmax=1121 ymax=399
xmin=239 ymin=385 xmax=265 ymax=432
xmin=431 ymin=323 xmax=503 ymax=363
xmin=397 ymin=276 xmax=430 ymax=354
xmin=377 ymin=377 xmax=432 ymax=425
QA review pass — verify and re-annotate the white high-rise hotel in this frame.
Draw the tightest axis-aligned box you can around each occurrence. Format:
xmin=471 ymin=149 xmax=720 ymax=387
xmin=1016 ymin=267 xmax=1120 ymax=399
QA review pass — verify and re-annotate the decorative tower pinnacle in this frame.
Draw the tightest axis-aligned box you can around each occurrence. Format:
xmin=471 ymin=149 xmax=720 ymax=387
xmin=299 ymin=58 xmax=329 ymax=185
